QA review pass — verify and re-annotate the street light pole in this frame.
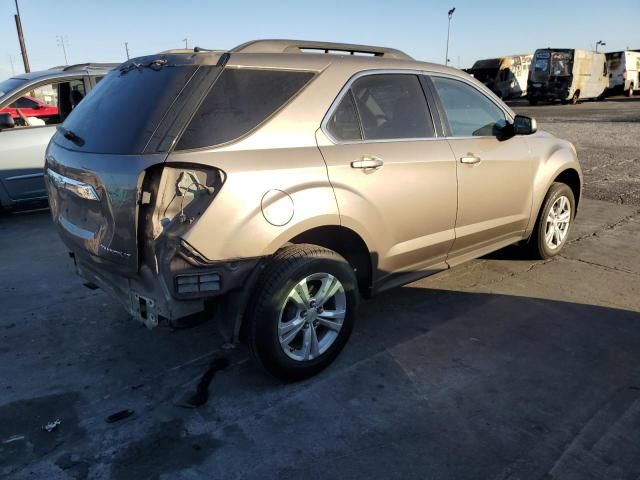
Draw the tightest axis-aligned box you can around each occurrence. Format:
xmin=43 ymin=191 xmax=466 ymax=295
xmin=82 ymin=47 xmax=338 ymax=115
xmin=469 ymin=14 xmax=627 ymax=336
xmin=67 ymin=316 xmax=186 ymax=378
xmin=14 ymin=0 xmax=30 ymax=73
xmin=595 ymin=40 xmax=606 ymax=53
xmin=445 ymin=7 xmax=456 ymax=65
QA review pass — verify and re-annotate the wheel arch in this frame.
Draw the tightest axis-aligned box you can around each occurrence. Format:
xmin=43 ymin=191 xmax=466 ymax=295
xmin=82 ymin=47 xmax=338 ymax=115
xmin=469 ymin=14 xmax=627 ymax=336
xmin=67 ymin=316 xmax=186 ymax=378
xmin=288 ymin=225 xmax=375 ymax=298
xmin=553 ymin=168 xmax=581 ymax=211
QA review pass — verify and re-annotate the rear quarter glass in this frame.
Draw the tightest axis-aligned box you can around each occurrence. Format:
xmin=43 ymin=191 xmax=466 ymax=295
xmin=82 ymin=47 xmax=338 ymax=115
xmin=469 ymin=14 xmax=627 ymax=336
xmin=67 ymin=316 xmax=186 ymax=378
xmin=175 ymin=69 xmax=315 ymax=150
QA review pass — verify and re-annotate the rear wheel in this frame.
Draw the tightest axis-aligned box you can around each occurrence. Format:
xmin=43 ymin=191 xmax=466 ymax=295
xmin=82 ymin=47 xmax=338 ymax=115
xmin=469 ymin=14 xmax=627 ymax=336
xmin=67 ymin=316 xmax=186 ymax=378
xmin=247 ymin=244 xmax=358 ymax=381
xmin=528 ymin=182 xmax=575 ymax=259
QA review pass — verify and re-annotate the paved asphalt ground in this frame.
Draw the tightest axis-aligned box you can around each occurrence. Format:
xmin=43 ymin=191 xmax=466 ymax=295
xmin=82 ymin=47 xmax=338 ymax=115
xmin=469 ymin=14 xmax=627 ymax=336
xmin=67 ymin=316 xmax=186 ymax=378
xmin=1 ymin=99 xmax=639 ymax=479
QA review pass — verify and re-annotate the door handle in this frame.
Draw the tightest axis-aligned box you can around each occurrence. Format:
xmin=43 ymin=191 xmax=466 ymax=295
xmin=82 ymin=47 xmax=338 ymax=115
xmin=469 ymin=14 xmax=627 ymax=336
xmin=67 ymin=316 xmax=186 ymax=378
xmin=351 ymin=156 xmax=384 ymax=169
xmin=460 ymin=154 xmax=481 ymax=165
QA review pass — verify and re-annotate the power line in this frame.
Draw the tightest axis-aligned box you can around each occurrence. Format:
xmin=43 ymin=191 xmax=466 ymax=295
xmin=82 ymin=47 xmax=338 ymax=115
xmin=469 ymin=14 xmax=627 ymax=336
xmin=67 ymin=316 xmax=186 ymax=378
xmin=56 ymin=35 xmax=69 ymax=65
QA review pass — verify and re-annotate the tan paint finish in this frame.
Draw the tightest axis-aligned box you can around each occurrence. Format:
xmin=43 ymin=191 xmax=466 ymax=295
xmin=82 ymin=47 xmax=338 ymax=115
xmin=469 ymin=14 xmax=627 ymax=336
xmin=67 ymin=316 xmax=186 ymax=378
xmin=445 ymin=135 xmax=534 ymax=265
xmin=166 ymin=48 xmax=581 ymax=285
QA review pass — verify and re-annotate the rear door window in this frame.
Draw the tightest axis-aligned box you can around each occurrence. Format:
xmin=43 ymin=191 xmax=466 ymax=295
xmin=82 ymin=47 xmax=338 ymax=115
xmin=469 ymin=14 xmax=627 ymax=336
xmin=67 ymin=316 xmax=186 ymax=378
xmin=351 ymin=74 xmax=433 ymax=140
xmin=176 ymin=69 xmax=315 ymax=150
xmin=431 ymin=76 xmax=506 ymax=137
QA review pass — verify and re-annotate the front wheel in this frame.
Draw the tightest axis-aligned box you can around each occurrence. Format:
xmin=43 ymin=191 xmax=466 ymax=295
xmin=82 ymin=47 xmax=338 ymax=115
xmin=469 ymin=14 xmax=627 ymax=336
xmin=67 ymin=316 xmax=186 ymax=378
xmin=247 ymin=244 xmax=358 ymax=381
xmin=528 ymin=182 xmax=576 ymax=259
xmin=570 ymin=91 xmax=580 ymax=105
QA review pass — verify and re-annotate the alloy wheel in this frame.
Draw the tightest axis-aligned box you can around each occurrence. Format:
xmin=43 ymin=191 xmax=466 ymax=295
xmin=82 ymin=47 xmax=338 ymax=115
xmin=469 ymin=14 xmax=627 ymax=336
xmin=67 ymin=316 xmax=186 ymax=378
xmin=278 ymin=273 xmax=346 ymax=362
xmin=544 ymin=195 xmax=571 ymax=250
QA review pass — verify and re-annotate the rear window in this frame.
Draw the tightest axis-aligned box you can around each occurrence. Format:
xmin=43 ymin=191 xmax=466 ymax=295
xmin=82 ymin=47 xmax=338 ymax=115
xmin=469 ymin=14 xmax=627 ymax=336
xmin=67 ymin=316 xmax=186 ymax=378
xmin=58 ymin=64 xmax=199 ymax=154
xmin=176 ymin=69 xmax=314 ymax=150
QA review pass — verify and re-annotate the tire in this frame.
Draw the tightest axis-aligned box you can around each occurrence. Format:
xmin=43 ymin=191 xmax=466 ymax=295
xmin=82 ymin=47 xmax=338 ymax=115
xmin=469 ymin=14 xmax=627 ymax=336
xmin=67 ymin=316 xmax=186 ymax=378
xmin=528 ymin=182 xmax=576 ymax=260
xmin=247 ymin=244 xmax=358 ymax=381
xmin=570 ymin=91 xmax=580 ymax=105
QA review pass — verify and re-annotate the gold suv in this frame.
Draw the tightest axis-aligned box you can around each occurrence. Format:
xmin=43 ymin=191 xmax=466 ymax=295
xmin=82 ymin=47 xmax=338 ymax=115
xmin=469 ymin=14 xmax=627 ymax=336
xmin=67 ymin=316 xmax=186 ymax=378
xmin=45 ymin=40 xmax=582 ymax=380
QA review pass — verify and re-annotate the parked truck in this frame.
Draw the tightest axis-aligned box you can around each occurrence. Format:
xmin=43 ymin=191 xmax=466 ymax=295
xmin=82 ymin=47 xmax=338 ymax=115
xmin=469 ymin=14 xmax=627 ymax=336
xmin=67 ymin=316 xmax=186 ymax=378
xmin=465 ymin=54 xmax=532 ymax=100
xmin=527 ymin=49 xmax=608 ymax=105
xmin=606 ymin=50 xmax=640 ymax=97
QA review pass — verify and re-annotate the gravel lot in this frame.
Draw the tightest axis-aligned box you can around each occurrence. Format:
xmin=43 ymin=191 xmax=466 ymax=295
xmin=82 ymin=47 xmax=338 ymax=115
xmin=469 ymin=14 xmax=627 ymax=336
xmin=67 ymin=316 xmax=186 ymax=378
xmin=512 ymin=97 xmax=640 ymax=206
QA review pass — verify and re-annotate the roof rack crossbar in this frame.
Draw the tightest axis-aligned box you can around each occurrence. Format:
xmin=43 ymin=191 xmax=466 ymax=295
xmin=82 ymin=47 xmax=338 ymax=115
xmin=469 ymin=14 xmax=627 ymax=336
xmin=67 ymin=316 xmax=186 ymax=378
xmin=230 ymin=39 xmax=413 ymax=60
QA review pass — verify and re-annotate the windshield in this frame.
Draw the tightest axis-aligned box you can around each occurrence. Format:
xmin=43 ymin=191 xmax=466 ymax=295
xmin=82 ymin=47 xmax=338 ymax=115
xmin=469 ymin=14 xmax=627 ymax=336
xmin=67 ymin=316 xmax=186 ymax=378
xmin=0 ymin=77 xmax=29 ymax=101
xmin=531 ymin=51 xmax=573 ymax=82
xmin=56 ymin=62 xmax=202 ymax=154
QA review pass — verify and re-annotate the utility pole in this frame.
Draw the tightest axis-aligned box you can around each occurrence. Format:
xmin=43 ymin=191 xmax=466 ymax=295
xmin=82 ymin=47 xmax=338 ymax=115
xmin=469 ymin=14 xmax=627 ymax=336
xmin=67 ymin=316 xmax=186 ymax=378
xmin=595 ymin=40 xmax=606 ymax=53
xmin=124 ymin=42 xmax=130 ymax=60
xmin=445 ymin=7 xmax=456 ymax=65
xmin=14 ymin=0 xmax=30 ymax=72
xmin=183 ymin=38 xmax=188 ymax=49
xmin=56 ymin=35 xmax=69 ymax=65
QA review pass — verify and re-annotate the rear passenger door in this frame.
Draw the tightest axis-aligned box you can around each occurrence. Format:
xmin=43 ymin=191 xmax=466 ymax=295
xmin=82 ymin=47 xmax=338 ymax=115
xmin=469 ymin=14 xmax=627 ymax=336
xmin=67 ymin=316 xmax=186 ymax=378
xmin=427 ymin=75 xmax=533 ymax=265
xmin=316 ymin=72 xmax=458 ymax=291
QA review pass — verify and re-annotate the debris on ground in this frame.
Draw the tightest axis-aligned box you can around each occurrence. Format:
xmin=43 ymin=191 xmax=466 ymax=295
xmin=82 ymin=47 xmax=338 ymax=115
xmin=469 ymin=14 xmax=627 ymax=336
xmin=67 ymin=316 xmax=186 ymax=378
xmin=105 ymin=409 xmax=135 ymax=424
xmin=176 ymin=357 xmax=230 ymax=408
xmin=42 ymin=419 xmax=61 ymax=433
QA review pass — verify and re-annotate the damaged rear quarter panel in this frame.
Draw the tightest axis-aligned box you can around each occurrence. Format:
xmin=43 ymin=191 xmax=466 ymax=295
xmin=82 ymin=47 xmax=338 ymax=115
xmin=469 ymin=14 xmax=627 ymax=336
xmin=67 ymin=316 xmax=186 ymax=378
xmin=164 ymin=146 xmax=340 ymax=262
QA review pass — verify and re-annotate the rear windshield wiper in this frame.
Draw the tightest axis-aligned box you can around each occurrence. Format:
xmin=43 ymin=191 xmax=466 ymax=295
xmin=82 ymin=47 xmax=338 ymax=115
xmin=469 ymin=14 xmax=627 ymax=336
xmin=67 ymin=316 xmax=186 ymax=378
xmin=57 ymin=126 xmax=85 ymax=147
xmin=119 ymin=58 xmax=168 ymax=75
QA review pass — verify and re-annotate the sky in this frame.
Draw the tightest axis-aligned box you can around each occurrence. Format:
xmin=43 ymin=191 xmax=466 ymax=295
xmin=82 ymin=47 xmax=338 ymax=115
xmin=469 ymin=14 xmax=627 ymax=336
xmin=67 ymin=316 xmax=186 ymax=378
xmin=1 ymin=0 xmax=639 ymax=79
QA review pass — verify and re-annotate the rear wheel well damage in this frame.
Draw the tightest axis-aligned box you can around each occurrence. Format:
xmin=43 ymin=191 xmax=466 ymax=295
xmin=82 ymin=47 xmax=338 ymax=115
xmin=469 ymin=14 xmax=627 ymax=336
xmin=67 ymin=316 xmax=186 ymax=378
xmin=553 ymin=168 xmax=581 ymax=210
xmin=289 ymin=226 xmax=373 ymax=298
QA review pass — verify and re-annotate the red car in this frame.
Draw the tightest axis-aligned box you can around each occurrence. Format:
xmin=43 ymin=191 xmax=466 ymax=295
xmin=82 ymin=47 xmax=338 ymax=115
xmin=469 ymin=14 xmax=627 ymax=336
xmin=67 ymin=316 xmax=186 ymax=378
xmin=0 ymin=96 xmax=58 ymax=119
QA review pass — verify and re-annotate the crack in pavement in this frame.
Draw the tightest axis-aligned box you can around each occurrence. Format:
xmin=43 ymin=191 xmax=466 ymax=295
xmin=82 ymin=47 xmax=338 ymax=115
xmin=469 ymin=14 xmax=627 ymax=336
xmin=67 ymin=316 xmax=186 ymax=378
xmin=559 ymin=255 xmax=640 ymax=277
xmin=569 ymin=209 xmax=639 ymax=245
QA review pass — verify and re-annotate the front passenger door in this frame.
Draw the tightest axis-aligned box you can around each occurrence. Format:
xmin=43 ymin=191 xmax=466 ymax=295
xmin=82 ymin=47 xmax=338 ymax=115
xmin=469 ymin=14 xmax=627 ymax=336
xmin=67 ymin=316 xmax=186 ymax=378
xmin=428 ymin=75 xmax=534 ymax=265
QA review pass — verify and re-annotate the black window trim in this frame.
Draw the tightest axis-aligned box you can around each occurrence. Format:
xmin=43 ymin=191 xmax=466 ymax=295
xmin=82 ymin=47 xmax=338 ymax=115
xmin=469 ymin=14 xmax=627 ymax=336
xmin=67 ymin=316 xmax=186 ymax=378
xmin=322 ymin=69 xmax=441 ymax=145
xmin=425 ymin=72 xmax=515 ymax=139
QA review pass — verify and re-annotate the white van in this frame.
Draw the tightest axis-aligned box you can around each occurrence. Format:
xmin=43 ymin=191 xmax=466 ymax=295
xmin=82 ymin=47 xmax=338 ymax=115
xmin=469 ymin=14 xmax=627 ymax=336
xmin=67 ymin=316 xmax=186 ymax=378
xmin=606 ymin=50 xmax=640 ymax=97
xmin=466 ymin=54 xmax=532 ymax=100
xmin=528 ymin=49 xmax=608 ymax=105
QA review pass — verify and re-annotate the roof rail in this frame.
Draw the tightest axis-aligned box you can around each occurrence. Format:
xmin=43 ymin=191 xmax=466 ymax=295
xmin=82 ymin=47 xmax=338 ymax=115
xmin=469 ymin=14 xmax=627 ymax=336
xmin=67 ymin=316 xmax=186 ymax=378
xmin=231 ymin=39 xmax=413 ymax=60
xmin=61 ymin=62 xmax=119 ymax=72
xmin=159 ymin=47 xmax=226 ymax=54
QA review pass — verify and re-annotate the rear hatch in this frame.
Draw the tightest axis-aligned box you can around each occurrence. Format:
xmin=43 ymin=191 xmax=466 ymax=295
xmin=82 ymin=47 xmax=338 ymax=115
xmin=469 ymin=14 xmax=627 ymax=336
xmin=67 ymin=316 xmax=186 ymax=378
xmin=45 ymin=54 xmax=222 ymax=275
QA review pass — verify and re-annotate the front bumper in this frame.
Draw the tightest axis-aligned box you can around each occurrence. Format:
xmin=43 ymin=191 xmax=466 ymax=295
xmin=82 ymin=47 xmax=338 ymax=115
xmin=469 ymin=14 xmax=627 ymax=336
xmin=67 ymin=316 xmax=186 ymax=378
xmin=71 ymin=249 xmax=260 ymax=328
xmin=528 ymin=84 xmax=570 ymax=102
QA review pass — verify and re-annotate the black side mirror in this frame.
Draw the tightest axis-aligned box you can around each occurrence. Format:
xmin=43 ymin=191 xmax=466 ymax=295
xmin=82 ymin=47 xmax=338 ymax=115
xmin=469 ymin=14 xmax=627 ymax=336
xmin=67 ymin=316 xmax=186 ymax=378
xmin=0 ymin=113 xmax=15 ymax=130
xmin=513 ymin=115 xmax=537 ymax=135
